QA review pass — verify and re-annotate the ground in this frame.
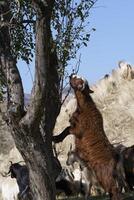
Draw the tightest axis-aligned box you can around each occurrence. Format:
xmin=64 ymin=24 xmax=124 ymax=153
xmin=58 ymin=192 xmax=134 ymax=200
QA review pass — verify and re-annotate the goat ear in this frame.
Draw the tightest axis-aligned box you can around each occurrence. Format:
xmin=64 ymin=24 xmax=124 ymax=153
xmin=87 ymin=85 xmax=94 ymax=93
xmin=89 ymin=88 xmax=94 ymax=93
xmin=85 ymin=84 xmax=94 ymax=93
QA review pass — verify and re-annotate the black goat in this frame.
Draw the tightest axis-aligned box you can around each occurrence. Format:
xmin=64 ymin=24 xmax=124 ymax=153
xmin=115 ymin=144 xmax=134 ymax=192
xmin=56 ymin=179 xmax=76 ymax=196
xmin=122 ymin=145 xmax=134 ymax=191
xmin=7 ymin=156 xmax=62 ymax=199
xmin=8 ymin=162 xmax=30 ymax=199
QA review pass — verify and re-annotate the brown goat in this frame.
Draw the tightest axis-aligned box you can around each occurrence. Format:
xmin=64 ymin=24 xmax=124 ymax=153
xmin=53 ymin=74 xmax=127 ymax=200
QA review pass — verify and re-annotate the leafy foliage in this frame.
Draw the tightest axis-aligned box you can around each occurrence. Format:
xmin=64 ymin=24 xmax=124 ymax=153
xmin=0 ymin=0 xmax=96 ymax=97
xmin=1 ymin=0 xmax=96 ymax=68
xmin=0 ymin=1 xmax=36 ymax=100
xmin=0 ymin=0 xmax=36 ymax=101
xmin=52 ymin=0 xmax=97 ymax=94
xmin=8 ymin=1 xmax=35 ymax=64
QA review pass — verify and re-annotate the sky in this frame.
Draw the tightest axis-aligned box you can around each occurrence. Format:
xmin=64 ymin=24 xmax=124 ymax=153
xmin=19 ymin=0 xmax=134 ymax=93
xmin=78 ymin=0 xmax=134 ymax=85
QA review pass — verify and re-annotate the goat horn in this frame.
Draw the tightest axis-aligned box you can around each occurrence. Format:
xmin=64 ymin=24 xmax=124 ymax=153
xmin=0 ymin=172 xmax=10 ymax=177
xmin=18 ymin=161 xmax=25 ymax=164
xmin=9 ymin=161 xmax=13 ymax=165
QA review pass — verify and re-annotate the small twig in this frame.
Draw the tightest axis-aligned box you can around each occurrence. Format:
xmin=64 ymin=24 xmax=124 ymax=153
xmin=61 ymin=86 xmax=71 ymax=106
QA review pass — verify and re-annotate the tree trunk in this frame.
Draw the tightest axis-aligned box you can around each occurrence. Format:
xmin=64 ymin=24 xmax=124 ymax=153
xmin=0 ymin=1 xmax=60 ymax=199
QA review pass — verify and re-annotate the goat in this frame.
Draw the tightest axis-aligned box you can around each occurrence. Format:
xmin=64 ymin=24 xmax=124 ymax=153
xmin=55 ymin=168 xmax=76 ymax=196
xmin=7 ymin=156 xmax=61 ymax=198
xmin=6 ymin=161 xmax=30 ymax=200
xmin=121 ymin=145 xmax=134 ymax=191
xmin=56 ymin=167 xmax=88 ymax=198
xmin=66 ymin=149 xmax=91 ymax=199
xmin=53 ymin=74 xmax=127 ymax=200
xmin=114 ymin=144 xmax=134 ymax=192
xmin=66 ymin=148 xmax=104 ymax=198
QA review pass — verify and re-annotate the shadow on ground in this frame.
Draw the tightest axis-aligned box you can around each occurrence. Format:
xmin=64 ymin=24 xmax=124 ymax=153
xmin=57 ymin=192 xmax=134 ymax=200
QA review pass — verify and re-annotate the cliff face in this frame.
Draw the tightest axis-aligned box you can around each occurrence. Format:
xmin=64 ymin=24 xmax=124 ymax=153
xmin=92 ymin=61 xmax=134 ymax=146
xmin=0 ymin=61 xmax=134 ymax=190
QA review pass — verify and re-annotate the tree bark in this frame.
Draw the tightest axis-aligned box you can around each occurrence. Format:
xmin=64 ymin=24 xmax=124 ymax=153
xmin=0 ymin=1 xmax=60 ymax=199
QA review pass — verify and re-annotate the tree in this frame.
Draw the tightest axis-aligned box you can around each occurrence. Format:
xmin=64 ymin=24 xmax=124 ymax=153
xmin=0 ymin=71 xmax=6 ymax=101
xmin=52 ymin=0 xmax=97 ymax=99
xmin=0 ymin=0 xmax=96 ymax=199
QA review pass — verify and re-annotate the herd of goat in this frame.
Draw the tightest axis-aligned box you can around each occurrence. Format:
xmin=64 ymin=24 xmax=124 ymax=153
xmin=0 ymin=144 xmax=134 ymax=200
xmin=0 ymin=74 xmax=134 ymax=200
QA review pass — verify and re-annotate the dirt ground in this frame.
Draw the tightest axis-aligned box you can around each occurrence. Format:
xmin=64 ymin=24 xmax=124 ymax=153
xmin=58 ymin=192 xmax=134 ymax=200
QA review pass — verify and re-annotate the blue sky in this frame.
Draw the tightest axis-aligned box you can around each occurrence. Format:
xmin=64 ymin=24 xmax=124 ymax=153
xmin=19 ymin=0 xmax=134 ymax=93
xmin=79 ymin=0 xmax=134 ymax=85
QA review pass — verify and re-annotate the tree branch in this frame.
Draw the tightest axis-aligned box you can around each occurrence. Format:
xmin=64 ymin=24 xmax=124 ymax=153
xmin=0 ymin=56 xmax=24 ymax=118
xmin=20 ymin=19 xmax=48 ymax=129
xmin=0 ymin=2 xmax=24 ymax=120
xmin=32 ymin=0 xmax=55 ymax=18
xmin=0 ymin=20 xmax=35 ymax=28
xmin=20 ymin=0 xmax=61 ymax=134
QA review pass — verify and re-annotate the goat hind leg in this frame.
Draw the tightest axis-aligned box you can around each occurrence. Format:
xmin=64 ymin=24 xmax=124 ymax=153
xmin=109 ymin=188 xmax=123 ymax=200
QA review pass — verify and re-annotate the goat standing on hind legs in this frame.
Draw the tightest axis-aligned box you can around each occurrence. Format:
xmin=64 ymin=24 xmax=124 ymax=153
xmin=53 ymin=74 xmax=128 ymax=200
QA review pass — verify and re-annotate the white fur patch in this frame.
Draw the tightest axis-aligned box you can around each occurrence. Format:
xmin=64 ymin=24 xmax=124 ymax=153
xmin=71 ymin=74 xmax=79 ymax=78
xmin=71 ymin=75 xmax=88 ymax=91
xmin=81 ymin=78 xmax=88 ymax=91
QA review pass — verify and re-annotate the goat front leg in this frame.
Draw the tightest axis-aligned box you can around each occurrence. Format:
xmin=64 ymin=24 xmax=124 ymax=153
xmin=84 ymin=182 xmax=92 ymax=200
xmin=52 ymin=126 xmax=71 ymax=143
